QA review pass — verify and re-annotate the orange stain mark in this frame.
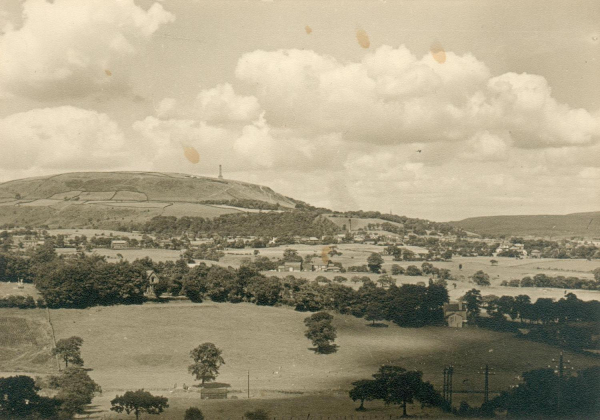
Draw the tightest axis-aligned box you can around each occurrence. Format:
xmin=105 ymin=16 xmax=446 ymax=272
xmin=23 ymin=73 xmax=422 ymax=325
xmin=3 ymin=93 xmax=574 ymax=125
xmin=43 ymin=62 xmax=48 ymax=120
xmin=356 ymin=29 xmax=370 ymax=49
xmin=105 ymin=69 xmax=112 ymax=76
xmin=305 ymin=25 xmax=312 ymax=35
xmin=183 ymin=146 xmax=200 ymax=164
xmin=430 ymin=42 xmax=446 ymax=64
xmin=321 ymin=246 xmax=331 ymax=264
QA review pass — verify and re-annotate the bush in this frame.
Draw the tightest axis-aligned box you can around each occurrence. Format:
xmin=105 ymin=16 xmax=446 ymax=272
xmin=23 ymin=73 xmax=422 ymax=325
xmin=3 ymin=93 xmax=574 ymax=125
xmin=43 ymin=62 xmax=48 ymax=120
xmin=184 ymin=406 xmax=205 ymax=420
xmin=406 ymin=265 xmax=422 ymax=276
xmin=245 ymin=408 xmax=270 ymax=420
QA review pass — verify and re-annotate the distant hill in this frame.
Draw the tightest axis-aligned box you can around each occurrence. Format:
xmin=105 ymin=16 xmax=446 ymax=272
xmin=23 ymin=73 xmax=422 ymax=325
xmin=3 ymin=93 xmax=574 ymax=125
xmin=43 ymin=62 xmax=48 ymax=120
xmin=451 ymin=212 xmax=600 ymax=238
xmin=0 ymin=172 xmax=295 ymax=228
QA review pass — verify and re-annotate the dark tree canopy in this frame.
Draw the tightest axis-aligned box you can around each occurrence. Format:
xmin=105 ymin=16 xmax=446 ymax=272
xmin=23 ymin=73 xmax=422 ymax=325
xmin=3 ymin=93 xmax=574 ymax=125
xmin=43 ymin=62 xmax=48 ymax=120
xmin=472 ymin=270 xmax=491 ymax=286
xmin=110 ymin=389 xmax=169 ymax=420
xmin=350 ymin=365 xmax=445 ymax=416
xmin=304 ymin=311 xmax=338 ymax=354
xmin=489 ymin=366 xmax=600 ymax=418
xmin=52 ymin=336 xmax=84 ymax=368
xmin=188 ymin=343 xmax=225 ymax=384
xmin=184 ymin=407 xmax=205 ymax=420
xmin=0 ymin=375 xmax=60 ymax=419
xmin=50 ymin=367 xmax=102 ymax=416
xmin=367 ymin=253 xmax=384 ymax=273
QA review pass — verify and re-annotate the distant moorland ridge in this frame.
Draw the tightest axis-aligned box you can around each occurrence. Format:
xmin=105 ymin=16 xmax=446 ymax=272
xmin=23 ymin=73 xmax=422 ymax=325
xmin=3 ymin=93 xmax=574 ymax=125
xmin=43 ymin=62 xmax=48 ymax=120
xmin=0 ymin=171 xmax=296 ymax=228
xmin=451 ymin=212 xmax=600 ymax=238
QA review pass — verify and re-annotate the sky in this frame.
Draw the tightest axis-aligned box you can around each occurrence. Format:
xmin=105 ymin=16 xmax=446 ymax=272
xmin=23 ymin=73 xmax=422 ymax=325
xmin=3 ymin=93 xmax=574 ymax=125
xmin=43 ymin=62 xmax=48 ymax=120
xmin=0 ymin=0 xmax=598 ymax=221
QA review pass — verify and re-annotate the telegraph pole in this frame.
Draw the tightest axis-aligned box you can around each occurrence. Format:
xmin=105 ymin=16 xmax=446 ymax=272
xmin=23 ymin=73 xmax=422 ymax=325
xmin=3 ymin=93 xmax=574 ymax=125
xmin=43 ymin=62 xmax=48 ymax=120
xmin=448 ymin=366 xmax=454 ymax=407
xmin=558 ymin=353 xmax=563 ymax=411
xmin=247 ymin=370 xmax=250 ymax=399
xmin=477 ymin=364 xmax=495 ymax=404
xmin=551 ymin=352 xmax=573 ymax=413
xmin=484 ymin=364 xmax=489 ymax=403
xmin=443 ymin=367 xmax=448 ymax=402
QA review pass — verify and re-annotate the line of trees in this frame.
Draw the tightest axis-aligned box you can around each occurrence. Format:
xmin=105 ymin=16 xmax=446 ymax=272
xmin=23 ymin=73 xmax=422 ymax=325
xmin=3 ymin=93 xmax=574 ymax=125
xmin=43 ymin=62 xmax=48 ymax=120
xmin=486 ymin=366 xmax=600 ymax=418
xmin=463 ymin=289 xmax=600 ymax=350
xmin=501 ymin=271 xmax=600 ymax=290
xmin=132 ymin=211 xmax=340 ymax=238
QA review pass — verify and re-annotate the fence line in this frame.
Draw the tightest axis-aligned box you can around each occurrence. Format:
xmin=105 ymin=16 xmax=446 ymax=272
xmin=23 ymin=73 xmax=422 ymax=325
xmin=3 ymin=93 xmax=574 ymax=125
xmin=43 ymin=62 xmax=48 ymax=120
xmin=45 ymin=306 xmax=61 ymax=371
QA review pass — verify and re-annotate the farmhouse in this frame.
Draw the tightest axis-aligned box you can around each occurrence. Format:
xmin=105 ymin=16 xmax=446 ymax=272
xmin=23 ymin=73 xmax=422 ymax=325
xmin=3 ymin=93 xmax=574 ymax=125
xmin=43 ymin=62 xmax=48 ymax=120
xmin=530 ymin=250 xmax=542 ymax=258
xmin=443 ymin=301 xmax=467 ymax=328
xmin=277 ymin=261 xmax=303 ymax=272
xmin=145 ymin=270 xmax=160 ymax=297
xmin=311 ymin=260 xmax=329 ymax=271
xmin=111 ymin=240 xmax=127 ymax=249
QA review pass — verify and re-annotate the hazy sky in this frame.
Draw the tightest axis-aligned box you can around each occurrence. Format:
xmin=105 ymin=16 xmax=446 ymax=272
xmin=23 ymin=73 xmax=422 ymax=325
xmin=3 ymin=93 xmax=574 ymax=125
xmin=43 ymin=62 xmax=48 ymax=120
xmin=0 ymin=0 xmax=599 ymax=221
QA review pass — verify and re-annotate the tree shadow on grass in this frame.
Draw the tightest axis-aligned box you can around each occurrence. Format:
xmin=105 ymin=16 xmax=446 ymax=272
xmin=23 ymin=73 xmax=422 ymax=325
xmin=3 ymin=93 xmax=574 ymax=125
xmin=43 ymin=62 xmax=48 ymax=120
xmin=366 ymin=322 xmax=388 ymax=328
xmin=81 ymin=404 xmax=105 ymax=418
xmin=308 ymin=344 xmax=339 ymax=354
xmin=191 ymin=382 xmax=231 ymax=388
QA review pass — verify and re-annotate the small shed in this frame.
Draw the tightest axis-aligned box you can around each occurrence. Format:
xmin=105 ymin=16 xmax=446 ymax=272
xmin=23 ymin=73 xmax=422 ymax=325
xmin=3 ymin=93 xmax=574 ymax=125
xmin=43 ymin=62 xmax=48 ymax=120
xmin=200 ymin=388 xmax=228 ymax=399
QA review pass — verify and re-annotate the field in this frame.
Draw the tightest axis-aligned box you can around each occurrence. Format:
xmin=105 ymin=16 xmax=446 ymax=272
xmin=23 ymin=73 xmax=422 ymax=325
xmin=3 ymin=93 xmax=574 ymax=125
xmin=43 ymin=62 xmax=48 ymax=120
xmin=42 ymin=301 xmax=600 ymax=418
xmin=221 ymin=245 xmax=600 ymax=302
xmin=0 ymin=308 xmax=56 ymax=374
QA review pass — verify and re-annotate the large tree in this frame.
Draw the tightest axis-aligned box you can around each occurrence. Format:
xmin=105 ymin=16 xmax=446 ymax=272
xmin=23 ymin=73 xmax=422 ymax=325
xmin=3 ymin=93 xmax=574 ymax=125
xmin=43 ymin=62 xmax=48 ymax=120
xmin=188 ymin=343 xmax=225 ymax=384
xmin=472 ymin=270 xmax=491 ymax=286
xmin=52 ymin=336 xmax=84 ymax=368
xmin=110 ymin=389 xmax=169 ymax=420
xmin=349 ymin=379 xmax=379 ymax=411
xmin=304 ymin=311 xmax=337 ymax=354
xmin=371 ymin=365 xmax=444 ymax=416
xmin=365 ymin=302 xmax=386 ymax=326
xmin=0 ymin=375 xmax=60 ymax=419
xmin=463 ymin=289 xmax=482 ymax=321
xmin=51 ymin=367 xmax=102 ymax=416
xmin=367 ymin=253 xmax=384 ymax=273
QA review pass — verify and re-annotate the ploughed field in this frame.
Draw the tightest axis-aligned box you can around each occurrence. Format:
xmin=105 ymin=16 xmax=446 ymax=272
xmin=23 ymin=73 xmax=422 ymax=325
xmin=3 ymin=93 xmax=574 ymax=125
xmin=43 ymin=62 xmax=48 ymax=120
xmin=40 ymin=301 xmax=600 ymax=417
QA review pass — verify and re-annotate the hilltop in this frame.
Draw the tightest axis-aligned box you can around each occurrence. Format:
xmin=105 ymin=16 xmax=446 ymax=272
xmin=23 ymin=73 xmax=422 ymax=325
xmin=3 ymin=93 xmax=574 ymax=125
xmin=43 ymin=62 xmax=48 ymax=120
xmin=0 ymin=171 xmax=295 ymax=228
xmin=451 ymin=211 xmax=600 ymax=238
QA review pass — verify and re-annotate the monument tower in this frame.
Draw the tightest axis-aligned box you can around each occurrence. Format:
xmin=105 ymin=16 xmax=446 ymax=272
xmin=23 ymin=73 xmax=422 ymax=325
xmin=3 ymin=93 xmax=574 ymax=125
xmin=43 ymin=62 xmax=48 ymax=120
xmin=218 ymin=165 xmax=223 ymax=179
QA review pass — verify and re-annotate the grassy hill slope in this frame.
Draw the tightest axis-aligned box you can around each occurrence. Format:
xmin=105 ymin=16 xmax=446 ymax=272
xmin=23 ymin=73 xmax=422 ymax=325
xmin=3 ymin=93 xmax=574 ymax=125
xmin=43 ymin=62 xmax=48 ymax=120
xmin=47 ymin=301 xmax=600 ymax=417
xmin=0 ymin=172 xmax=295 ymax=228
xmin=451 ymin=211 xmax=600 ymax=238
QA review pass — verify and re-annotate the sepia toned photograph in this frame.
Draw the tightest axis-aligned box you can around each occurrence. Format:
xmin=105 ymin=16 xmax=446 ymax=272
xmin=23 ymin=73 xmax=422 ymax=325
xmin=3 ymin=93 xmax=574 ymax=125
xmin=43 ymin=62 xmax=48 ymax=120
xmin=0 ymin=0 xmax=599 ymax=419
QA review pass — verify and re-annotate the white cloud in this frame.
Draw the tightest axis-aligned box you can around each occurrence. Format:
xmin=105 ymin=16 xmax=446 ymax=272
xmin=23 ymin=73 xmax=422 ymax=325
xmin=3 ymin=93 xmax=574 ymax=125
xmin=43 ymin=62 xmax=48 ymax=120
xmin=236 ymin=45 xmax=600 ymax=149
xmin=0 ymin=0 xmax=174 ymax=99
xmin=0 ymin=106 xmax=127 ymax=172
xmin=197 ymin=83 xmax=261 ymax=123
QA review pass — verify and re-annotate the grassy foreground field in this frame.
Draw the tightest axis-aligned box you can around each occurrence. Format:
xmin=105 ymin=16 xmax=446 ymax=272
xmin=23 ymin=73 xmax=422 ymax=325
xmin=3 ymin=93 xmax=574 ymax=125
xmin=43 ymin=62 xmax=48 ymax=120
xmin=45 ymin=301 xmax=600 ymax=418
xmin=0 ymin=308 xmax=56 ymax=374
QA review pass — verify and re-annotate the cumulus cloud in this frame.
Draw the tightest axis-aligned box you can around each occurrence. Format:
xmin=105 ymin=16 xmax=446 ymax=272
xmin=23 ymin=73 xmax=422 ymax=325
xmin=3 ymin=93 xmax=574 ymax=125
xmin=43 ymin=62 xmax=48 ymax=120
xmin=0 ymin=0 xmax=174 ymax=99
xmin=197 ymin=83 xmax=261 ymax=123
xmin=236 ymin=45 xmax=599 ymax=150
xmin=0 ymin=106 xmax=128 ymax=172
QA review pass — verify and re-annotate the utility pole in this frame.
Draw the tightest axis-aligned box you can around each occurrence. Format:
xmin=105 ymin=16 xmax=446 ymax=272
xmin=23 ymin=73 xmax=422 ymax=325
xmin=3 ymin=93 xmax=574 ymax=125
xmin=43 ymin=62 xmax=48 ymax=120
xmin=442 ymin=365 xmax=454 ymax=407
xmin=448 ymin=366 xmax=453 ymax=407
xmin=247 ymin=370 xmax=250 ymax=399
xmin=443 ymin=367 xmax=447 ymax=402
xmin=551 ymin=352 xmax=573 ymax=413
xmin=478 ymin=364 xmax=495 ymax=404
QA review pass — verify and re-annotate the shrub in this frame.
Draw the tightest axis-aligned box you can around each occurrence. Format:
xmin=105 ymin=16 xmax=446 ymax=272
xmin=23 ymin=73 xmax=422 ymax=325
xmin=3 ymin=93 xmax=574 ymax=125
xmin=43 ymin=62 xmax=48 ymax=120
xmin=184 ymin=407 xmax=205 ymax=420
